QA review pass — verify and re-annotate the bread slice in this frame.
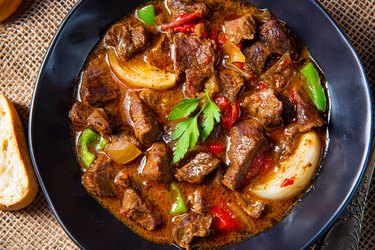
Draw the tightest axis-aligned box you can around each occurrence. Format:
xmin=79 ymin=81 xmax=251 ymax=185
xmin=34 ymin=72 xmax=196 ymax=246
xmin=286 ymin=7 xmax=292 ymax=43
xmin=0 ymin=93 xmax=38 ymax=210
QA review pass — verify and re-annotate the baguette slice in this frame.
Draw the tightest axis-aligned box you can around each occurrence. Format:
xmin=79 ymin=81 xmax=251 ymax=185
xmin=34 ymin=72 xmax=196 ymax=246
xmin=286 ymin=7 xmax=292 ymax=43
xmin=0 ymin=93 xmax=38 ymax=210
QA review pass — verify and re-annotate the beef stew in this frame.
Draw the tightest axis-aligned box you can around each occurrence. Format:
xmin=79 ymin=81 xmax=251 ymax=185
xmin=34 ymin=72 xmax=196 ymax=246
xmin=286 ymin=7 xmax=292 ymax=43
xmin=69 ymin=0 xmax=328 ymax=249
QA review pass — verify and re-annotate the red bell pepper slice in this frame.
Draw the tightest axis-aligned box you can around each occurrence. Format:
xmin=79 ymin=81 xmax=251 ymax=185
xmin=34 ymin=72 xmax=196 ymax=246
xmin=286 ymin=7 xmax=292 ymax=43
xmin=259 ymin=82 xmax=266 ymax=90
xmin=161 ymin=11 xmax=203 ymax=31
xmin=207 ymin=143 xmax=224 ymax=156
xmin=233 ymin=62 xmax=245 ymax=70
xmin=210 ymin=205 xmax=239 ymax=232
xmin=214 ymin=96 xmax=231 ymax=111
xmin=214 ymin=96 xmax=241 ymax=129
xmin=217 ymin=32 xmax=227 ymax=47
xmin=173 ymin=23 xmax=196 ymax=33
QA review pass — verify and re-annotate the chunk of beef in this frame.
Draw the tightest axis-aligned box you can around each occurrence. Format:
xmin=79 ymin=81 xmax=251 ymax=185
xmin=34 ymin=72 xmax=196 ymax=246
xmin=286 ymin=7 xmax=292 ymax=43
xmin=104 ymin=21 xmax=149 ymax=61
xmin=223 ymin=119 xmax=269 ymax=190
xmin=139 ymin=89 xmax=158 ymax=105
xmin=243 ymin=20 xmax=299 ymax=75
xmin=120 ymin=188 xmax=162 ymax=230
xmin=175 ymin=152 xmax=220 ymax=183
xmin=259 ymin=20 xmax=297 ymax=56
xmin=293 ymin=87 xmax=325 ymax=132
xmin=70 ymin=102 xmax=111 ymax=134
xmin=172 ymin=213 xmax=213 ymax=250
xmin=278 ymin=94 xmax=297 ymax=125
xmin=260 ymin=53 xmax=296 ymax=93
xmin=236 ymin=193 xmax=265 ymax=218
xmin=167 ymin=0 xmax=208 ymax=18
xmin=242 ymin=88 xmax=283 ymax=129
xmin=139 ymin=89 xmax=162 ymax=114
xmin=82 ymin=155 xmax=116 ymax=197
xmin=175 ymin=145 xmax=207 ymax=166
xmin=174 ymin=34 xmax=216 ymax=97
xmin=223 ymin=14 xmax=256 ymax=44
xmin=128 ymin=92 xmax=162 ymax=145
xmin=187 ymin=189 xmax=206 ymax=213
xmin=163 ymin=120 xmax=179 ymax=150
xmin=114 ymin=170 xmax=130 ymax=188
xmin=142 ymin=143 xmax=172 ymax=183
xmin=80 ymin=57 xmax=119 ymax=107
xmin=243 ymin=42 xmax=271 ymax=75
xmin=102 ymin=101 xmax=132 ymax=134
xmin=218 ymin=68 xmax=245 ymax=102
xmin=147 ymin=35 xmax=174 ymax=72
xmin=270 ymin=124 xmax=300 ymax=158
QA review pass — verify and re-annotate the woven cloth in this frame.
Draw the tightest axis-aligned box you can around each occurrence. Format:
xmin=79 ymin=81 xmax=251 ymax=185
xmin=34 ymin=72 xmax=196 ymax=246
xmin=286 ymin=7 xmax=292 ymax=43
xmin=0 ymin=0 xmax=374 ymax=249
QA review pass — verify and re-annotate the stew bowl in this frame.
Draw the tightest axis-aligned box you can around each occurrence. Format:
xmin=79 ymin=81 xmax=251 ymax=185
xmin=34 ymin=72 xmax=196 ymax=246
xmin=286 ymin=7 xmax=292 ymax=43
xmin=29 ymin=0 xmax=373 ymax=249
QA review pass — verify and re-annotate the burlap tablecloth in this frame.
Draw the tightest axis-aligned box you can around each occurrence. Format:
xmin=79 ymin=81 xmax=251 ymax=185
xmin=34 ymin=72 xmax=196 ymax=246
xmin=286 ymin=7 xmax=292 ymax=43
xmin=0 ymin=0 xmax=374 ymax=249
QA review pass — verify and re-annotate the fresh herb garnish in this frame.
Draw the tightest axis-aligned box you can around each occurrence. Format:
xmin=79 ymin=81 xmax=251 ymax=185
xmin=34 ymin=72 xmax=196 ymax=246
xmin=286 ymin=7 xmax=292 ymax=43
xmin=169 ymin=90 xmax=221 ymax=163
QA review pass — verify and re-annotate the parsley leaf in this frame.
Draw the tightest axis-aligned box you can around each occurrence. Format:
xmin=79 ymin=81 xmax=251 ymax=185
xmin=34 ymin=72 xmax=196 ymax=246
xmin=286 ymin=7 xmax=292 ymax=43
xmin=170 ymin=90 xmax=221 ymax=163
xmin=201 ymin=99 xmax=221 ymax=140
xmin=169 ymin=97 xmax=202 ymax=120
xmin=172 ymin=116 xmax=200 ymax=163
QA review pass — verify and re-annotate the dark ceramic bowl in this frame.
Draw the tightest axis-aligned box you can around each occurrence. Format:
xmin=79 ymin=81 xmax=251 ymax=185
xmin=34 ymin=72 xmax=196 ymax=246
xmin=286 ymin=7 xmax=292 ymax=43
xmin=29 ymin=0 xmax=373 ymax=249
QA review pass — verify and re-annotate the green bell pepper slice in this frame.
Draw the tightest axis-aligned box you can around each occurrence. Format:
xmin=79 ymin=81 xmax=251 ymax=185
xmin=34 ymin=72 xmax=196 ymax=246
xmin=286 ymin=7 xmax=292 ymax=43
xmin=301 ymin=62 xmax=327 ymax=112
xmin=79 ymin=128 xmax=107 ymax=168
xmin=137 ymin=5 xmax=155 ymax=25
xmin=170 ymin=183 xmax=188 ymax=215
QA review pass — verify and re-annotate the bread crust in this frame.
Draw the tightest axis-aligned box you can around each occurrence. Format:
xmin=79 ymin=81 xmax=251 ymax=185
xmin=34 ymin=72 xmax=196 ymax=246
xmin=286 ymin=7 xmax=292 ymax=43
xmin=0 ymin=93 xmax=38 ymax=211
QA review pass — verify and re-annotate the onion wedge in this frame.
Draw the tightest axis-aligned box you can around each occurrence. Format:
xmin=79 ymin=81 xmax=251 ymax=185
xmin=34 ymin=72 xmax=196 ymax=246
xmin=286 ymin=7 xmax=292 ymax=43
xmin=250 ymin=131 xmax=321 ymax=200
xmin=108 ymin=50 xmax=177 ymax=90
xmin=104 ymin=141 xmax=142 ymax=165
xmin=222 ymin=42 xmax=246 ymax=63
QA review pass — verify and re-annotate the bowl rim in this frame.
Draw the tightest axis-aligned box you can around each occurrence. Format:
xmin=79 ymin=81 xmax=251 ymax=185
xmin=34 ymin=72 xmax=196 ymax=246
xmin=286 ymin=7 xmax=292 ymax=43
xmin=28 ymin=0 xmax=373 ymax=249
xmin=298 ymin=0 xmax=373 ymax=247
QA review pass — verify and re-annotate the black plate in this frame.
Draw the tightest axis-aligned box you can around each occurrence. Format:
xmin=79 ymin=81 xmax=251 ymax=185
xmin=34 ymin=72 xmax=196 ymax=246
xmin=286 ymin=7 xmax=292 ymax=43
xmin=29 ymin=0 xmax=373 ymax=249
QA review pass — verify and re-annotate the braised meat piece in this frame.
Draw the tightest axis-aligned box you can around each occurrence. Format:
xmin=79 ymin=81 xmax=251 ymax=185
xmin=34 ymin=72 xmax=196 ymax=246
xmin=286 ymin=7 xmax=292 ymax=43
xmin=147 ymin=34 xmax=174 ymax=72
xmin=114 ymin=170 xmax=130 ymax=189
xmin=218 ymin=68 xmax=245 ymax=102
xmin=293 ymin=87 xmax=325 ymax=132
xmin=82 ymin=155 xmax=116 ymax=197
xmin=259 ymin=20 xmax=297 ymax=57
xmin=236 ymin=193 xmax=265 ymax=218
xmin=175 ymin=152 xmax=220 ymax=183
xmin=102 ymin=101 xmax=132 ymax=134
xmin=223 ymin=14 xmax=256 ymax=44
xmin=128 ymin=92 xmax=162 ymax=145
xmin=187 ymin=189 xmax=206 ymax=213
xmin=243 ymin=42 xmax=271 ymax=75
xmin=167 ymin=0 xmax=208 ymax=18
xmin=172 ymin=212 xmax=214 ymax=250
xmin=223 ymin=119 xmax=269 ymax=190
xmin=104 ymin=21 xmax=149 ymax=61
xmin=139 ymin=89 xmax=161 ymax=109
xmin=243 ymin=20 xmax=298 ymax=75
xmin=242 ymin=88 xmax=283 ymax=130
xmin=278 ymin=94 xmax=297 ymax=125
xmin=260 ymin=53 xmax=296 ymax=93
xmin=270 ymin=123 xmax=300 ymax=158
xmin=120 ymin=188 xmax=162 ymax=231
xmin=70 ymin=102 xmax=111 ymax=134
xmin=174 ymin=34 xmax=216 ymax=97
xmin=80 ymin=57 xmax=119 ymax=107
xmin=142 ymin=142 xmax=172 ymax=183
